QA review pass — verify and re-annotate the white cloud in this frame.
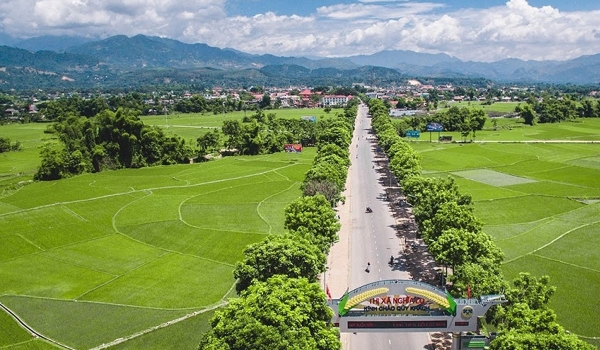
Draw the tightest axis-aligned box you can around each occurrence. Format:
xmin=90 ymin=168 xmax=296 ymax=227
xmin=316 ymin=2 xmax=444 ymax=20
xmin=0 ymin=0 xmax=599 ymax=61
xmin=0 ymin=0 xmax=226 ymax=39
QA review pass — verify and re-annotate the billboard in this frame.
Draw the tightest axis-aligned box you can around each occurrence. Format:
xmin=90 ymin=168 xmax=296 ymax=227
xmin=284 ymin=144 xmax=302 ymax=153
xmin=426 ymin=123 xmax=444 ymax=132
xmin=406 ymin=130 xmax=420 ymax=138
xmin=328 ymin=279 xmax=506 ymax=333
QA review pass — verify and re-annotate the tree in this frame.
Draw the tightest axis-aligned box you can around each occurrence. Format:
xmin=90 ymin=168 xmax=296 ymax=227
xmin=284 ymin=194 xmax=340 ymax=253
xmin=222 ymin=119 xmax=243 ymax=151
xmin=302 ymin=161 xmax=347 ymax=193
xmin=197 ymin=129 xmax=222 ymax=156
xmin=233 ymin=235 xmax=326 ymax=293
xmin=459 ymin=120 xmax=471 ymax=142
xmin=490 ymin=330 xmax=595 ymax=350
xmin=578 ymin=99 xmax=596 ymax=118
xmin=515 ymin=104 xmax=536 ymax=126
xmin=486 ymin=273 xmax=593 ymax=350
xmin=408 ymin=116 xmax=422 ymax=131
xmin=402 ymin=176 xmax=472 ymax=226
xmin=505 ymin=273 xmax=556 ymax=311
xmin=316 ymin=127 xmax=351 ymax=150
xmin=259 ymin=93 xmax=271 ymax=109
xmin=198 ymin=276 xmax=340 ymax=350
xmin=388 ymin=148 xmax=421 ymax=182
xmin=385 ymin=140 xmax=411 ymax=160
xmin=35 ymin=108 xmax=192 ymax=180
xmin=428 ymin=228 xmax=504 ymax=268
xmin=420 ymin=201 xmax=482 ymax=242
xmin=0 ymin=137 xmax=11 ymax=153
xmin=302 ymin=179 xmax=340 ymax=205
xmin=34 ymin=144 xmax=66 ymax=180
xmin=315 ymin=144 xmax=349 ymax=166
xmin=450 ymin=258 xmax=507 ymax=298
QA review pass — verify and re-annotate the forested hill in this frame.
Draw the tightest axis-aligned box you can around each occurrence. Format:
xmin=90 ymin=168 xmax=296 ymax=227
xmin=1 ymin=34 xmax=600 ymax=90
xmin=0 ymin=45 xmax=408 ymax=90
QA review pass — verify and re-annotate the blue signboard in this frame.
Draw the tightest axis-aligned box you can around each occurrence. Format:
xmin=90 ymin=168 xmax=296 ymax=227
xmin=406 ymin=130 xmax=420 ymax=138
xmin=426 ymin=123 xmax=444 ymax=132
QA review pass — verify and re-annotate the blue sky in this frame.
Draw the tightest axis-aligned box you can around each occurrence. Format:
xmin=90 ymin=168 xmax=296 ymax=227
xmin=0 ymin=0 xmax=599 ymax=62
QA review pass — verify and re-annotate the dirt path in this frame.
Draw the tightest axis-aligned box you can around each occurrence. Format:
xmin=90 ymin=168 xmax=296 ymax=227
xmin=0 ymin=301 xmax=74 ymax=349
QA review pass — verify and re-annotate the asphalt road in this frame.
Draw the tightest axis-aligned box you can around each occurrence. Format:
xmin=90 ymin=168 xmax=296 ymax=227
xmin=345 ymin=105 xmax=431 ymax=350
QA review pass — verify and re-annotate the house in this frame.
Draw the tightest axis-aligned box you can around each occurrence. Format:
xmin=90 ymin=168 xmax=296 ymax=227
xmin=5 ymin=108 xmax=20 ymax=121
xmin=299 ymin=89 xmax=312 ymax=99
xmin=322 ymin=95 xmax=352 ymax=107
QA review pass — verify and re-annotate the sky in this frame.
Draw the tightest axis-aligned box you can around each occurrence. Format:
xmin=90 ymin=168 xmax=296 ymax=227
xmin=1 ymin=0 xmax=600 ymax=62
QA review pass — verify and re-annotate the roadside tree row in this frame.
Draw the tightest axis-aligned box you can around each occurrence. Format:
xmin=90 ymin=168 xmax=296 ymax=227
xmin=198 ymin=100 xmax=359 ymax=350
xmin=367 ymin=98 xmax=592 ymax=350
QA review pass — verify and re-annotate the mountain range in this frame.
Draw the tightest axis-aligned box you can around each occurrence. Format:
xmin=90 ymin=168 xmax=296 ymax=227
xmin=0 ymin=34 xmax=599 ymax=90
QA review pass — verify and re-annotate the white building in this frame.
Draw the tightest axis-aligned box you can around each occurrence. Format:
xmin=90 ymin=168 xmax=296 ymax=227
xmin=322 ymin=95 xmax=352 ymax=106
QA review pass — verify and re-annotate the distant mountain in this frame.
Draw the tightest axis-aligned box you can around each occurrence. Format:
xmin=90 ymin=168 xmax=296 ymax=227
xmin=0 ymin=33 xmax=17 ymax=47
xmin=0 ymin=33 xmax=599 ymax=90
xmin=0 ymin=46 xmax=99 ymax=70
xmin=348 ymin=50 xmax=459 ymax=68
xmin=66 ymin=35 xmax=247 ymax=69
xmin=65 ymin=34 xmax=355 ymax=71
xmin=259 ymin=64 xmax=403 ymax=84
xmin=350 ymin=50 xmax=600 ymax=84
xmin=14 ymin=35 xmax=95 ymax=52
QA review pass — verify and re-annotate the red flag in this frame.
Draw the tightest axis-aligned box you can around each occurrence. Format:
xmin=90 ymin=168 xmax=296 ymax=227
xmin=326 ymin=285 xmax=332 ymax=301
xmin=467 ymin=284 xmax=471 ymax=299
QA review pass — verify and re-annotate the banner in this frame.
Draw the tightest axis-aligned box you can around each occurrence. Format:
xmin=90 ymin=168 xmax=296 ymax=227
xmin=284 ymin=144 xmax=302 ymax=152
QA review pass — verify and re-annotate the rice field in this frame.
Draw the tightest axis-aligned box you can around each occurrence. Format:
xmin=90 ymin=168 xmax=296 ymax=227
xmin=141 ymin=108 xmax=333 ymax=143
xmin=0 ymin=108 xmax=325 ymax=350
xmin=2 ymin=110 xmax=599 ymax=348
xmin=412 ymin=138 xmax=600 ymax=340
xmin=0 ymin=150 xmax=314 ymax=349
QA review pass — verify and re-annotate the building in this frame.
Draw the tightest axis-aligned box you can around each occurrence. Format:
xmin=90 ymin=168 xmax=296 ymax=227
xmin=322 ymin=95 xmax=352 ymax=107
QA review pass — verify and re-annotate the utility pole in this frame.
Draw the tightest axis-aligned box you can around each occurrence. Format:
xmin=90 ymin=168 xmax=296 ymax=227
xmin=164 ymin=107 xmax=168 ymax=129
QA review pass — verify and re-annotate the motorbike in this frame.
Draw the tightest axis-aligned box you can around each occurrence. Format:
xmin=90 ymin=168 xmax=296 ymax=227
xmin=365 ymin=207 xmax=372 ymax=213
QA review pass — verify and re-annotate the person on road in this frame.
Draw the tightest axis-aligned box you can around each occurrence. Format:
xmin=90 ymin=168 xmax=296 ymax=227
xmin=389 ymin=255 xmax=394 ymax=265
xmin=366 ymin=262 xmax=370 ymax=272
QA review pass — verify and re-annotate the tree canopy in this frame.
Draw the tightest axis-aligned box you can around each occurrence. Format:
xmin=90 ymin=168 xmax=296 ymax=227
xmin=198 ymin=276 xmax=340 ymax=350
xmin=489 ymin=274 xmax=593 ymax=350
xmin=284 ymin=194 xmax=340 ymax=253
xmin=233 ymin=235 xmax=326 ymax=294
xmin=35 ymin=108 xmax=193 ymax=180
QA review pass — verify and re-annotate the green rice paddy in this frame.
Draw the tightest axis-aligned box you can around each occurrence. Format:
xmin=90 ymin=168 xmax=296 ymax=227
xmin=0 ymin=122 xmax=315 ymax=348
xmin=2 ymin=110 xmax=600 ymax=348
xmin=412 ymin=126 xmax=600 ymax=340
